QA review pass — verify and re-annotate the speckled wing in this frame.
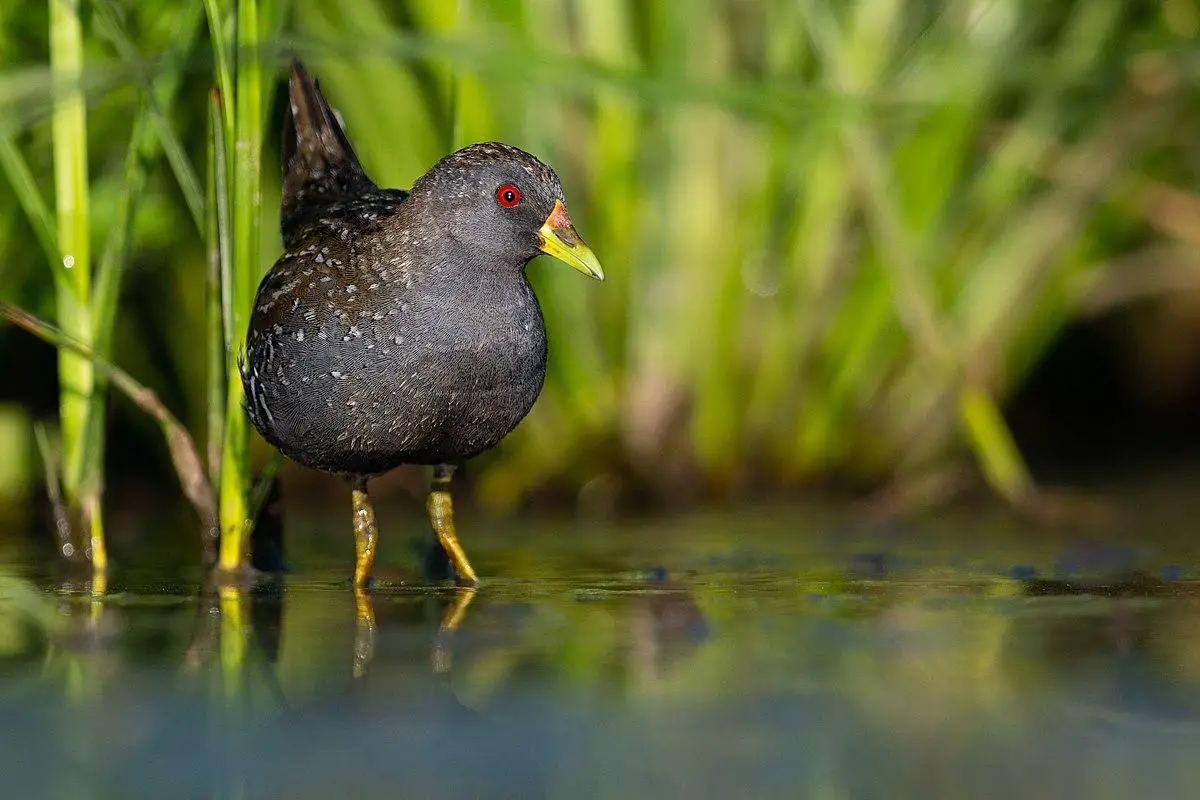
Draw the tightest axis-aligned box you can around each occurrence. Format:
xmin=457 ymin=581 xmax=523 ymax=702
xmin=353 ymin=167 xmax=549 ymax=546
xmin=242 ymin=232 xmax=383 ymax=454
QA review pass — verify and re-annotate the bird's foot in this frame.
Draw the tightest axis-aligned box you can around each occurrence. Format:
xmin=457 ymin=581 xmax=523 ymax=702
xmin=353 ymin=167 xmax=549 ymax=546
xmin=350 ymin=574 xmax=377 ymax=590
xmin=453 ymin=570 xmax=480 ymax=588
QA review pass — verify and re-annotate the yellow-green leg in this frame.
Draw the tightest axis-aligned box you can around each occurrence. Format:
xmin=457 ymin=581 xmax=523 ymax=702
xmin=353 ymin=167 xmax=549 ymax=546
xmin=351 ymin=478 xmax=377 ymax=588
xmin=427 ymin=464 xmax=478 ymax=585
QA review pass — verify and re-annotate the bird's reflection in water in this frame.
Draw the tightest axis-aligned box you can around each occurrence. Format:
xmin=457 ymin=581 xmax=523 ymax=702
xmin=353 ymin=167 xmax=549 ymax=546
xmin=41 ymin=556 xmax=710 ymax=798
xmin=255 ymin=583 xmax=549 ymax=799
xmin=242 ymin=564 xmax=708 ymax=796
xmin=349 ymin=583 xmax=475 ymax=680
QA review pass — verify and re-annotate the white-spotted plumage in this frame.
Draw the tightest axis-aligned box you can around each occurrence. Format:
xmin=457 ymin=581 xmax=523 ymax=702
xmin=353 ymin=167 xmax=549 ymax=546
xmin=241 ymin=64 xmax=570 ymax=480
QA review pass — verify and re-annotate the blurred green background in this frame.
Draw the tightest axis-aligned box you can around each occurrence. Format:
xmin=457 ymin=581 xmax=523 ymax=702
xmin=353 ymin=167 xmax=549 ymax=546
xmin=3 ymin=0 xmax=1200 ymax=546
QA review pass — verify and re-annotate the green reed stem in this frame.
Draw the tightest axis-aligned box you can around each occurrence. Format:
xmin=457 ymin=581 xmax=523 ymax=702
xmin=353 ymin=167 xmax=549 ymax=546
xmin=213 ymin=0 xmax=267 ymax=573
xmin=204 ymin=0 xmax=237 ymax=140
xmin=206 ymin=90 xmax=227 ymax=491
xmin=49 ymin=0 xmax=100 ymax=564
xmin=217 ymin=297 xmax=249 ymax=573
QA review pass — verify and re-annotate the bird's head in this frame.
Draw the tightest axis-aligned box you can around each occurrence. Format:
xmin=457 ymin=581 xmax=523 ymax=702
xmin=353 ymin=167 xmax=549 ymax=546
xmin=410 ymin=142 xmax=604 ymax=281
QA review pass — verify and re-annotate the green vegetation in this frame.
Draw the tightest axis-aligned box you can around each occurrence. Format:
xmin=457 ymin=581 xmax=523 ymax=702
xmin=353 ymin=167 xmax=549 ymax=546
xmin=1 ymin=1 xmax=1197 ymax=569
xmin=204 ymin=0 xmax=284 ymax=573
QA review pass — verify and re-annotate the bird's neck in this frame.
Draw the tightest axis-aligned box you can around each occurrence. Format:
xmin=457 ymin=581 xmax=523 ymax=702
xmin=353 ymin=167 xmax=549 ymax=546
xmin=396 ymin=201 xmax=533 ymax=282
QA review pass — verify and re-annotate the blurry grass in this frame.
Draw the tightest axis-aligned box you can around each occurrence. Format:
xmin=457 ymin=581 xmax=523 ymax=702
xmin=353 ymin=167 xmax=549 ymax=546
xmin=0 ymin=301 xmax=217 ymax=530
xmin=0 ymin=0 xmax=1195 ymax=535
xmin=1 ymin=0 xmax=206 ymax=568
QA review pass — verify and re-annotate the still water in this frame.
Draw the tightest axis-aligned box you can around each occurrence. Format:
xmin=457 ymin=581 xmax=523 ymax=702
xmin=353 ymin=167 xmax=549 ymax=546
xmin=1 ymin=504 xmax=1199 ymax=799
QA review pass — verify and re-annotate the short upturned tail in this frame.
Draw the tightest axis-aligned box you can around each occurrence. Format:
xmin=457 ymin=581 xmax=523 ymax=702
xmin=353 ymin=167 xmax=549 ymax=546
xmin=280 ymin=60 xmax=374 ymax=247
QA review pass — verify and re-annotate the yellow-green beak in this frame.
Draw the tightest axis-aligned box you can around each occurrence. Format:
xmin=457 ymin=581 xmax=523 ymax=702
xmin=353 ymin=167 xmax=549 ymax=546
xmin=538 ymin=199 xmax=604 ymax=281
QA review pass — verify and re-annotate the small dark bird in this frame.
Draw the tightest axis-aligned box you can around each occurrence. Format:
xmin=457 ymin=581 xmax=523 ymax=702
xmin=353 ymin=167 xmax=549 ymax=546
xmin=240 ymin=61 xmax=603 ymax=586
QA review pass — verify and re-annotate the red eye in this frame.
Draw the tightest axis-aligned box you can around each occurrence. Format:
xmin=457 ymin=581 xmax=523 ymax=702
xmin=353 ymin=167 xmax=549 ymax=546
xmin=496 ymin=183 xmax=522 ymax=208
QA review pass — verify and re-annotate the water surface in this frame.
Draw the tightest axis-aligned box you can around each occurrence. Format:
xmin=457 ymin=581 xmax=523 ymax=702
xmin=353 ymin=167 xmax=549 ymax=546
xmin=1 ymin=505 xmax=1199 ymax=798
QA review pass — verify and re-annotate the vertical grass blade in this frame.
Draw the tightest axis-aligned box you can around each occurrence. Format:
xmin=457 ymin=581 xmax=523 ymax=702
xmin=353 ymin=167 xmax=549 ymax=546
xmin=217 ymin=0 xmax=269 ymax=573
xmin=233 ymin=0 xmax=264 ymax=330
xmin=33 ymin=423 xmax=74 ymax=560
xmin=205 ymin=0 xmax=237 ymax=142
xmin=958 ymin=384 xmax=1031 ymax=502
xmin=49 ymin=0 xmax=99 ymax=564
xmin=204 ymin=88 xmax=231 ymax=565
xmin=206 ymin=89 xmax=228 ymax=492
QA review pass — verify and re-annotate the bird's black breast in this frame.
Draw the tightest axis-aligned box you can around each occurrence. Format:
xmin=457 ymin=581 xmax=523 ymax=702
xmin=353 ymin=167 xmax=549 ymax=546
xmin=242 ymin=232 xmax=548 ymax=476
